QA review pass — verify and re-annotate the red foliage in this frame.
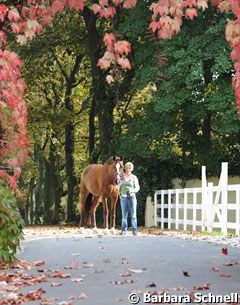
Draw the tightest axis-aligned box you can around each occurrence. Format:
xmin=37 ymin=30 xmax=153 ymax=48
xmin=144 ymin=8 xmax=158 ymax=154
xmin=1 ymin=0 xmax=240 ymax=191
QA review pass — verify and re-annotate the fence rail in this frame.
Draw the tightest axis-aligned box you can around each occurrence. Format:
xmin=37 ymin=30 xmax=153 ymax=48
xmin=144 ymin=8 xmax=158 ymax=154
xmin=154 ymin=163 xmax=240 ymax=236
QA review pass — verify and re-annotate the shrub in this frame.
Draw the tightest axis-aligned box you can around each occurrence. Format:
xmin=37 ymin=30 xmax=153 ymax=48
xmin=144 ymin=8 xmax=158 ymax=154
xmin=0 ymin=181 xmax=23 ymax=263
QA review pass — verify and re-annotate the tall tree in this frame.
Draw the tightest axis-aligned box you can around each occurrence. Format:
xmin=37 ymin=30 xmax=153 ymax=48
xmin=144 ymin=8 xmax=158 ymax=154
xmin=20 ymin=12 xmax=90 ymax=223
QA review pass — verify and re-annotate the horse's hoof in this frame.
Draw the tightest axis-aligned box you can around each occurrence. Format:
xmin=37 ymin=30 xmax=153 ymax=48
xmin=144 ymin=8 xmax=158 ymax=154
xmin=79 ymin=227 xmax=85 ymax=234
xmin=110 ymin=227 xmax=117 ymax=235
xmin=93 ymin=227 xmax=99 ymax=234
xmin=104 ymin=228 xmax=110 ymax=235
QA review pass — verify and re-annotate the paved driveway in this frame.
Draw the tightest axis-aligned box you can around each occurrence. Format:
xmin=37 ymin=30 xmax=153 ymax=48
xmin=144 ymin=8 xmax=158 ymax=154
xmin=15 ymin=230 xmax=240 ymax=305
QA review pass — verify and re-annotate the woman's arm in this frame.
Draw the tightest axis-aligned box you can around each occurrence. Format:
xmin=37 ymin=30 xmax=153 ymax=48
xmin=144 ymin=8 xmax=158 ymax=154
xmin=133 ymin=175 xmax=140 ymax=193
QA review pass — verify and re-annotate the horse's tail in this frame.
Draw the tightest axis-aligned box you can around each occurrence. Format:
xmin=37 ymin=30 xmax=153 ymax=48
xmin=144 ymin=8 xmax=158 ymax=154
xmin=85 ymin=193 xmax=93 ymax=214
xmin=85 ymin=193 xmax=93 ymax=226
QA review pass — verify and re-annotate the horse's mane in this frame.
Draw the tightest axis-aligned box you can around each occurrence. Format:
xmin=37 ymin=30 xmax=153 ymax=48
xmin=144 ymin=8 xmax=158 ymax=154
xmin=104 ymin=156 xmax=123 ymax=164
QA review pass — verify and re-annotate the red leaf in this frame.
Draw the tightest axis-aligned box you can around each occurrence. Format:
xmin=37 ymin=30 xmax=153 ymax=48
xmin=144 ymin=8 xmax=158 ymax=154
xmin=8 ymin=8 xmax=20 ymax=22
xmin=185 ymin=8 xmax=198 ymax=20
xmin=222 ymin=247 xmax=228 ymax=255
xmin=106 ymin=74 xmax=114 ymax=84
xmin=91 ymin=3 xmax=101 ymax=14
xmin=103 ymin=33 xmax=116 ymax=48
xmin=114 ymin=40 xmax=131 ymax=55
xmin=117 ymin=57 xmax=131 ymax=70
xmin=149 ymin=21 xmax=161 ymax=33
xmin=11 ymin=23 xmax=20 ymax=33
xmin=220 ymin=273 xmax=232 ymax=277
xmin=194 ymin=283 xmax=210 ymax=290
xmin=68 ymin=0 xmax=86 ymax=11
xmin=0 ymin=4 xmax=8 ymax=22
xmin=51 ymin=0 xmax=65 ymax=13
xmin=123 ymin=0 xmax=137 ymax=9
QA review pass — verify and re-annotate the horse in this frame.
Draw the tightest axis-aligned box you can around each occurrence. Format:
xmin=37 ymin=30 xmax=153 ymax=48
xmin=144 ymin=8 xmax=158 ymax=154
xmin=79 ymin=156 xmax=124 ymax=234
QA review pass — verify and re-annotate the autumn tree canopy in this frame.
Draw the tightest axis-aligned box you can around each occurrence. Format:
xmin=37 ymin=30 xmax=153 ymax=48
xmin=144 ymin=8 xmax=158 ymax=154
xmin=1 ymin=0 xmax=240 ymax=188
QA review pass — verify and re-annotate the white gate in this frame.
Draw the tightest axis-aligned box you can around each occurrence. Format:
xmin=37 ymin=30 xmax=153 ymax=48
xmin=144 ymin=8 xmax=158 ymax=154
xmin=154 ymin=163 xmax=240 ymax=235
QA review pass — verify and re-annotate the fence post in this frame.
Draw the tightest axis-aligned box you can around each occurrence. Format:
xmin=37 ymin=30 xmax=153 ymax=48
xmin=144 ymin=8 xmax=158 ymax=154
xmin=161 ymin=190 xmax=164 ymax=229
xmin=154 ymin=192 xmax=157 ymax=227
xmin=175 ymin=189 xmax=179 ymax=230
xmin=201 ymin=165 xmax=208 ymax=232
xmin=207 ymin=182 xmax=213 ymax=232
xmin=145 ymin=196 xmax=155 ymax=228
xmin=183 ymin=189 xmax=188 ymax=231
xmin=236 ymin=186 xmax=240 ymax=236
xmin=220 ymin=162 xmax=228 ymax=235
xmin=192 ymin=189 xmax=197 ymax=232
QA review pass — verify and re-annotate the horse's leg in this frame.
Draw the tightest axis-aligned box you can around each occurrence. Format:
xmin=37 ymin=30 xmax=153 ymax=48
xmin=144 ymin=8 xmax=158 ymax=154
xmin=90 ymin=196 xmax=100 ymax=233
xmin=79 ymin=189 xmax=90 ymax=233
xmin=102 ymin=197 xmax=109 ymax=229
xmin=110 ymin=195 xmax=118 ymax=234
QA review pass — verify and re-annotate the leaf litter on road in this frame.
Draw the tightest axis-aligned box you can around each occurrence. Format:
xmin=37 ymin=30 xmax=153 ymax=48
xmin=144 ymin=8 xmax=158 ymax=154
xmin=4 ymin=226 xmax=240 ymax=305
xmin=0 ymin=259 xmax=88 ymax=305
xmin=110 ymin=279 xmax=137 ymax=285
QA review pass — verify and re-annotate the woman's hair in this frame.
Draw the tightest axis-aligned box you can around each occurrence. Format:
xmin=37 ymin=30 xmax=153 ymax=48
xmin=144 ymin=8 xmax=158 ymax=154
xmin=125 ymin=162 xmax=134 ymax=170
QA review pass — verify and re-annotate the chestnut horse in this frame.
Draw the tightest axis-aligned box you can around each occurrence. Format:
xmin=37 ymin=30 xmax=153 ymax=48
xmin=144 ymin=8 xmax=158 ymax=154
xmin=79 ymin=156 xmax=124 ymax=233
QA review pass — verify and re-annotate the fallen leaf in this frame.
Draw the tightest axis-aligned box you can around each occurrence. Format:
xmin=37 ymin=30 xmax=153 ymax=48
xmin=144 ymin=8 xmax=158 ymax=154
xmin=128 ymin=268 xmax=146 ymax=273
xmin=37 ymin=269 xmax=46 ymax=273
xmin=82 ymin=262 xmax=94 ymax=268
xmin=51 ymin=282 xmax=63 ymax=287
xmin=183 ymin=271 xmax=190 ymax=277
xmin=40 ymin=298 xmax=57 ymax=304
xmin=147 ymin=282 xmax=157 ymax=287
xmin=69 ymin=258 xmax=79 ymax=269
xmin=224 ymin=262 xmax=238 ymax=266
xmin=32 ymin=261 xmax=46 ymax=267
xmin=208 ymin=267 xmax=220 ymax=272
xmin=220 ymin=273 xmax=232 ymax=277
xmin=102 ymin=258 xmax=111 ymax=263
xmin=71 ymin=277 xmax=84 ymax=282
xmin=79 ymin=293 xmax=88 ymax=299
xmin=119 ymin=258 xmax=129 ymax=264
xmin=194 ymin=284 xmax=210 ymax=290
xmin=222 ymin=247 xmax=228 ymax=255
xmin=48 ymin=270 xmax=70 ymax=278
xmin=110 ymin=279 xmax=137 ymax=285
xmin=119 ymin=271 xmax=132 ymax=277
xmin=94 ymin=269 xmax=104 ymax=273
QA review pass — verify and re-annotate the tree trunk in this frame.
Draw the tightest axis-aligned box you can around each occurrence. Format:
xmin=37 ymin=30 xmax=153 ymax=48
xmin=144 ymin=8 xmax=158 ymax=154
xmin=64 ymin=54 xmax=83 ymax=223
xmin=43 ymin=161 xmax=54 ymax=224
xmin=24 ymin=178 xmax=35 ymax=225
xmin=34 ymin=144 xmax=45 ymax=224
xmin=43 ymin=140 xmax=62 ymax=224
xmin=89 ymin=98 xmax=97 ymax=163
xmin=202 ymin=59 xmax=213 ymax=146
xmin=82 ymin=8 xmax=115 ymax=161
xmin=65 ymin=121 xmax=77 ymax=222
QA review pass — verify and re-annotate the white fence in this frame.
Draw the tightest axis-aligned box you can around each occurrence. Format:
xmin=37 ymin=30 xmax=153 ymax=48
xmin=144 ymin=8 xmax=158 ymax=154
xmin=154 ymin=163 xmax=240 ymax=236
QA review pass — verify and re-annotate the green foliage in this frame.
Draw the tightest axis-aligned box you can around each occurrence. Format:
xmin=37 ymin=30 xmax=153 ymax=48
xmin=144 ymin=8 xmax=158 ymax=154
xmin=0 ymin=182 xmax=23 ymax=263
xmin=110 ymin=7 xmax=240 ymax=227
xmin=151 ymin=9 xmax=240 ymax=176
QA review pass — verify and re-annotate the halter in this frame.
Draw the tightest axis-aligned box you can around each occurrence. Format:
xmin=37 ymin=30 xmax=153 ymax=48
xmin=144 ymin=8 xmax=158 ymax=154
xmin=114 ymin=160 xmax=124 ymax=185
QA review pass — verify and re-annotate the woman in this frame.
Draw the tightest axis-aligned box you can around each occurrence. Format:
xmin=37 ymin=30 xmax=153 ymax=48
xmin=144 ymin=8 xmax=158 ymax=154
xmin=119 ymin=162 xmax=140 ymax=235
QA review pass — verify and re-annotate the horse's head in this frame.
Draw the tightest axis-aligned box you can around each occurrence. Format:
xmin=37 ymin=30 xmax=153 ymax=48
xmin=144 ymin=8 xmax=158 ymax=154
xmin=105 ymin=156 xmax=124 ymax=185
